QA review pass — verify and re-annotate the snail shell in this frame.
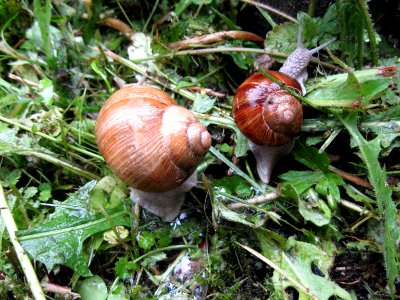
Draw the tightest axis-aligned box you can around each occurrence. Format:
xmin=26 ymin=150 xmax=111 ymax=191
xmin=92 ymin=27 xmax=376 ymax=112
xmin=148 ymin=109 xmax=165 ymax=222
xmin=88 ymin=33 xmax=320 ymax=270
xmin=232 ymin=71 xmax=303 ymax=146
xmin=95 ymin=85 xmax=211 ymax=193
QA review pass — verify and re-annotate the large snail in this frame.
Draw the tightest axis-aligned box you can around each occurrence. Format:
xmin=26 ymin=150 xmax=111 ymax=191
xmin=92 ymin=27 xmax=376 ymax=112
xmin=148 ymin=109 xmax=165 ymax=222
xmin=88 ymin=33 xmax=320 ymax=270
xmin=233 ymin=28 xmax=333 ymax=183
xmin=95 ymin=85 xmax=211 ymax=221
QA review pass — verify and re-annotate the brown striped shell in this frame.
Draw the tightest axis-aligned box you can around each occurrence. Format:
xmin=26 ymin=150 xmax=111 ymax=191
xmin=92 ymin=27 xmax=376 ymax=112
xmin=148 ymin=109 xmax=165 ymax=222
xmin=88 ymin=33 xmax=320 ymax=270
xmin=95 ymin=85 xmax=211 ymax=192
xmin=232 ymin=71 xmax=303 ymax=146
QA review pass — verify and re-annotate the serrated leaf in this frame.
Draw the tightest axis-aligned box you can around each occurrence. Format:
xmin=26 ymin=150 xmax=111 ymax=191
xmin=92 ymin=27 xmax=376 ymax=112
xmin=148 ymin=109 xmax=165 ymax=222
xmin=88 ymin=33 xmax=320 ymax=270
xmin=336 ymin=111 xmax=400 ymax=297
xmin=115 ymin=257 xmax=138 ymax=279
xmin=17 ymin=181 xmax=131 ymax=276
xmin=191 ymin=93 xmax=215 ymax=113
xmin=23 ymin=186 xmax=38 ymax=199
xmin=138 ymin=231 xmax=156 ymax=250
xmin=0 ymin=167 xmax=22 ymax=187
xmin=255 ymin=231 xmax=353 ymax=300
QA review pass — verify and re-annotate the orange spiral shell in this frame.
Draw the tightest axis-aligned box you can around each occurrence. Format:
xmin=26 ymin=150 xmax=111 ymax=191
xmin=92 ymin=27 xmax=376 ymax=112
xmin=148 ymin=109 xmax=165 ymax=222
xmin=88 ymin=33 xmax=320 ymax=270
xmin=232 ymin=71 xmax=303 ymax=146
xmin=95 ymin=85 xmax=211 ymax=192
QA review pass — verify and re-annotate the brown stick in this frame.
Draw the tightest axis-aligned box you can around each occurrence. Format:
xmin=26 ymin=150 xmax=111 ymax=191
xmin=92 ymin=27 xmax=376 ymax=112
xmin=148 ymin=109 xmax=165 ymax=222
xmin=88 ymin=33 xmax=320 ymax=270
xmin=228 ymin=188 xmax=280 ymax=209
xmin=329 ymin=165 xmax=373 ymax=189
xmin=168 ymin=31 xmax=264 ymax=50
xmin=186 ymin=86 xmax=226 ymax=98
xmin=42 ymin=282 xmax=79 ymax=297
xmin=100 ymin=18 xmax=134 ymax=39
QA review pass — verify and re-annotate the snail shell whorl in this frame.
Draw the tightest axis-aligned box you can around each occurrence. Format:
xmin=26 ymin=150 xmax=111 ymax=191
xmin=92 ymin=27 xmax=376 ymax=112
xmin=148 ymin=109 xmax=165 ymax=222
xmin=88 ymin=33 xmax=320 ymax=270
xmin=95 ymin=85 xmax=211 ymax=193
xmin=233 ymin=71 xmax=303 ymax=146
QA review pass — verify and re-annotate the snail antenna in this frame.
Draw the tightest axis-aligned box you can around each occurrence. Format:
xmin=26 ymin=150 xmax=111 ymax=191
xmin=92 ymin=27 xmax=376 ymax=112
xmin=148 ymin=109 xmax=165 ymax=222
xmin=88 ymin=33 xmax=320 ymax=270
xmin=309 ymin=38 xmax=336 ymax=54
xmin=297 ymin=22 xmax=303 ymax=48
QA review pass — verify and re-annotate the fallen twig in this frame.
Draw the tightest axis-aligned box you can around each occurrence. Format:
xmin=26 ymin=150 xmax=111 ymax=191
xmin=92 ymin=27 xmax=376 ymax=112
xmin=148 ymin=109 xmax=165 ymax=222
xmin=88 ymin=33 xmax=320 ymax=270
xmin=329 ymin=165 xmax=373 ymax=189
xmin=168 ymin=30 xmax=264 ymax=49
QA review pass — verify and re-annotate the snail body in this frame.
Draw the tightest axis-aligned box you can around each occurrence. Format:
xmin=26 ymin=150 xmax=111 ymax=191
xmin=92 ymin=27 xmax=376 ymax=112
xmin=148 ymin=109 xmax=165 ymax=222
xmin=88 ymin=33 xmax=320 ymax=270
xmin=95 ymin=85 xmax=211 ymax=220
xmin=233 ymin=30 xmax=333 ymax=183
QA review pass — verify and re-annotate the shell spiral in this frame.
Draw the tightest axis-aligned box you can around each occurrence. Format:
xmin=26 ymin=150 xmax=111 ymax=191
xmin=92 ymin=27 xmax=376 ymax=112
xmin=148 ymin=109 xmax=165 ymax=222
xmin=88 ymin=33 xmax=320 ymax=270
xmin=95 ymin=85 xmax=211 ymax=192
xmin=232 ymin=71 xmax=303 ymax=146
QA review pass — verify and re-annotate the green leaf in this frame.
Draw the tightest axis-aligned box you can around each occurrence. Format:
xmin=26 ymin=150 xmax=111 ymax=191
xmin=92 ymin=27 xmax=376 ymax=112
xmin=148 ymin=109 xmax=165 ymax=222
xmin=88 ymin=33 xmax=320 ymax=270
xmin=155 ymin=228 xmax=172 ymax=248
xmin=264 ymin=23 xmax=297 ymax=56
xmin=191 ymin=93 xmax=215 ymax=113
xmin=292 ymin=144 xmax=329 ymax=171
xmin=138 ymin=231 xmax=156 ymax=250
xmin=315 ymin=172 xmax=343 ymax=201
xmin=82 ymin=0 xmax=103 ymax=44
xmin=175 ymin=0 xmax=192 ymax=16
xmin=299 ymin=188 xmax=332 ymax=226
xmin=0 ymin=168 xmax=21 ymax=187
xmin=337 ymin=0 xmax=365 ymax=67
xmin=75 ymin=276 xmax=108 ymax=300
xmin=17 ymin=181 xmax=131 ymax=276
xmin=91 ymin=60 xmax=112 ymax=92
xmin=212 ymin=175 xmax=252 ymax=198
xmin=33 ymin=0 xmax=52 ymax=57
xmin=219 ymin=143 xmax=231 ymax=154
xmin=255 ymin=231 xmax=353 ymax=300
xmin=38 ymin=78 xmax=54 ymax=106
xmin=306 ymin=72 xmax=363 ymax=108
xmin=23 ymin=186 xmax=38 ymax=199
xmin=214 ymin=201 xmax=264 ymax=228
xmin=115 ymin=257 xmax=139 ymax=279
xmin=38 ymin=183 xmax=52 ymax=202
xmin=233 ymin=130 xmax=250 ymax=158
xmin=228 ymin=50 xmax=256 ymax=70
xmin=279 ymin=171 xmax=325 ymax=195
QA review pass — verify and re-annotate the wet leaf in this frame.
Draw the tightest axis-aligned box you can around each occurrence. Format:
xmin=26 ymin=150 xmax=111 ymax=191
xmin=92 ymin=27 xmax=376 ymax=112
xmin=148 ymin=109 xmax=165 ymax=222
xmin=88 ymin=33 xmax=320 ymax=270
xmin=192 ymin=93 xmax=215 ymax=113
xmin=138 ymin=231 xmax=156 ymax=250
xmin=115 ymin=257 xmax=139 ymax=280
xmin=75 ymin=275 xmax=108 ymax=300
xmin=17 ymin=181 xmax=131 ymax=276
xmin=255 ymin=231 xmax=353 ymax=300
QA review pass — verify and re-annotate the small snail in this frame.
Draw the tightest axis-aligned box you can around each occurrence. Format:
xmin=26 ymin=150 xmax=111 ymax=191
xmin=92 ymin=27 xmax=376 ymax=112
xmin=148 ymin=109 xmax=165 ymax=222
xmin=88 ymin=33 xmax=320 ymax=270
xmin=95 ymin=85 xmax=211 ymax=221
xmin=233 ymin=28 xmax=333 ymax=183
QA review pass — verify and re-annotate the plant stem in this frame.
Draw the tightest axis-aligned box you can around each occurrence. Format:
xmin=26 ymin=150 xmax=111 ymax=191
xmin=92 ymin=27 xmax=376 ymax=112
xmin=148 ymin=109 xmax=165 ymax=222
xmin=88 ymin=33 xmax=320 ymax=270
xmin=209 ymin=146 xmax=264 ymax=193
xmin=28 ymin=151 xmax=100 ymax=180
xmin=356 ymin=0 xmax=378 ymax=66
xmin=308 ymin=0 xmax=316 ymax=17
xmin=0 ymin=185 xmax=46 ymax=300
